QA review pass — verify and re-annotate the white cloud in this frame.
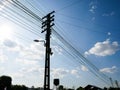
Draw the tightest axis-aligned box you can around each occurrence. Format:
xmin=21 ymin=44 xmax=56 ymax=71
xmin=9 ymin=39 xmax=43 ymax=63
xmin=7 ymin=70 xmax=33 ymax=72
xmin=89 ymin=1 xmax=97 ymax=14
xmin=108 ymin=32 xmax=111 ymax=35
xmin=10 ymin=66 xmax=44 ymax=80
xmin=2 ymin=38 xmax=23 ymax=52
xmin=81 ymin=65 xmax=88 ymax=71
xmin=51 ymin=68 xmax=69 ymax=78
xmin=1 ymin=38 xmax=45 ymax=61
xmin=52 ymin=45 xmax=63 ymax=55
xmin=100 ymin=66 xmax=117 ymax=73
xmin=10 ymin=72 xmax=24 ymax=78
xmin=0 ymin=38 xmax=45 ymax=75
xmin=85 ymin=39 xmax=119 ymax=56
xmin=1 ymin=39 xmax=45 ymax=60
xmin=0 ymin=38 xmax=45 ymax=73
xmin=3 ymin=39 xmax=17 ymax=48
xmin=19 ymin=43 xmax=45 ymax=60
xmin=51 ymin=67 xmax=82 ymax=78
xmin=0 ymin=52 xmax=8 ymax=63
xmin=16 ymin=58 xmax=39 ymax=65
xmin=102 ymin=11 xmax=115 ymax=16
xmin=71 ymin=69 xmax=80 ymax=78
xmin=20 ymin=66 xmax=44 ymax=73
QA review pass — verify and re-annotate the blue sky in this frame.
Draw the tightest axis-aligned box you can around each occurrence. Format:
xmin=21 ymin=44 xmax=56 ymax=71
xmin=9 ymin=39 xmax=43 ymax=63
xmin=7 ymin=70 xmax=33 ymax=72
xmin=0 ymin=0 xmax=120 ymax=89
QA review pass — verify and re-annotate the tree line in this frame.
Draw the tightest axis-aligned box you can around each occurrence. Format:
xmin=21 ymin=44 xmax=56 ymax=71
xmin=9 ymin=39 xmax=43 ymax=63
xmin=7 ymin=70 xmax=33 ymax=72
xmin=0 ymin=75 xmax=119 ymax=90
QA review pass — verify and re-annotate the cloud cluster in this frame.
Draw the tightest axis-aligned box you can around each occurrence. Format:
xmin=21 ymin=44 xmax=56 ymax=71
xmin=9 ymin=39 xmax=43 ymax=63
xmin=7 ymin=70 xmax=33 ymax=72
xmin=2 ymin=38 xmax=45 ymax=62
xmin=51 ymin=68 xmax=82 ymax=79
xmin=2 ymin=38 xmax=23 ymax=52
xmin=71 ymin=69 xmax=80 ymax=78
xmin=81 ymin=65 xmax=89 ymax=71
xmin=16 ymin=58 xmax=39 ymax=65
xmin=100 ymin=66 xmax=117 ymax=73
xmin=89 ymin=1 xmax=97 ymax=14
xmin=85 ymin=39 xmax=119 ymax=56
xmin=52 ymin=45 xmax=63 ymax=55
xmin=2 ymin=38 xmax=118 ymax=86
xmin=51 ymin=68 xmax=69 ymax=78
xmin=18 ymin=43 xmax=45 ymax=61
xmin=3 ymin=39 xmax=17 ymax=48
xmin=102 ymin=11 xmax=115 ymax=16
xmin=108 ymin=32 xmax=111 ymax=36
xmin=0 ymin=38 xmax=45 ymax=78
xmin=8 ymin=65 xmax=45 ymax=82
xmin=50 ymin=65 xmax=89 ymax=79
xmin=0 ymin=38 xmax=82 ymax=83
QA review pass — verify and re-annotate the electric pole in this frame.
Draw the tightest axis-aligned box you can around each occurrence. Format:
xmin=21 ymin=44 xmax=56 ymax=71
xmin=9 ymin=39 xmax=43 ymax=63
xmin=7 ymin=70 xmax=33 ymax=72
xmin=110 ymin=77 xmax=114 ymax=88
xmin=41 ymin=11 xmax=55 ymax=90
xmin=115 ymin=80 xmax=119 ymax=88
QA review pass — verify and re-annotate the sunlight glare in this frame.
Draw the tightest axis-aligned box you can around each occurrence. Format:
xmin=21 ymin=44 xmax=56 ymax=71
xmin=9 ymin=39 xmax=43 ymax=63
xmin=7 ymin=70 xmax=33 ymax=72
xmin=0 ymin=23 xmax=13 ymax=39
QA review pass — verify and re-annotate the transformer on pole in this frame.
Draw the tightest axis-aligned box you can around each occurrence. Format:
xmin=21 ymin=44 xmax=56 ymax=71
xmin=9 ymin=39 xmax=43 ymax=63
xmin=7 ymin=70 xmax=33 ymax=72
xmin=41 ymin=11 xmax=55 ymax=90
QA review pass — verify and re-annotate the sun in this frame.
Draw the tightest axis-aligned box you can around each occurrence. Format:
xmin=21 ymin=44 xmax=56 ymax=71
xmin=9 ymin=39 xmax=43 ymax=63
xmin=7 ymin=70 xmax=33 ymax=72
xmin=0 ymin=23 xmax=13 ymax=39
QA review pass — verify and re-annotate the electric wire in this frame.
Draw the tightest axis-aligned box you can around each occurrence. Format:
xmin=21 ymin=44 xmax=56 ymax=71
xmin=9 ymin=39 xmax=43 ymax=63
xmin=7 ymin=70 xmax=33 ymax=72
xmin=13 ymin=0 xmax=110 ymax=85
xmin=0 ymin=9 xmax=40 ymax=37
xmin=25 ymin=0 xmax=45 ymax=16
xmin=32 ymin=0 xmax=49 ymax=14
xmin=0 ymin=0 xmax=43 ymax=43
xmin=10 ymin=0 xmax=43 ymax=22
xmin=17 ymin=0 xmax=116 ymax=86
xmin=56 ymin=13 xmax=120 ymax=39
xmin=52 ymin=29 xmax=110 ymax=85
xmin=56 ymin=0 xmax=83 ymax=12
xmin=57 ymin=19 xmax=108 ymax=34
xmin=2 ymin=0 xmax=42 ymax=36
xmin=54 ymin=24 xmax=111 ymax=84
xmin=0 ymin=14 xmax=35 ymax=44
xmin=0 ymin=0 xmax=113 ymax=86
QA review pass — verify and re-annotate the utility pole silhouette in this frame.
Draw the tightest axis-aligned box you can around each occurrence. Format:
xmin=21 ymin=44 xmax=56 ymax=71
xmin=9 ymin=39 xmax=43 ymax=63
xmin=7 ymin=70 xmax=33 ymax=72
xmin=41 ymin=11 xmax=55 ymax=90
xmin=110 ymin=77 xmax=114 ymax=88
xmin=115 ymin=80 xmax=119 ymax=88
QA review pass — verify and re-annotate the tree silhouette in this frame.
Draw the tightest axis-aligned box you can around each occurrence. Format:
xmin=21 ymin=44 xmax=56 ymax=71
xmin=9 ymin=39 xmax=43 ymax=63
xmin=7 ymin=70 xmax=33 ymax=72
xmin=76 ymin=86 xmax=84 ymax=90
xmin=12 ymin=85 xmax=28 ymax=90
xmin=0 ymin=75 xmax=12 ymax=90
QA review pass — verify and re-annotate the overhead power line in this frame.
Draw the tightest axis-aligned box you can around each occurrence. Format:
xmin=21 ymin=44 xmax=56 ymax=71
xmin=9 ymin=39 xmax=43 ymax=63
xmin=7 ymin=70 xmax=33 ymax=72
xmin=0 ymin=0 xmax=113 ymax=86
xmin=56 ymin=0 xmax=83 ymax=12
xmin=52 ymin=29 xmax=110 ymax=85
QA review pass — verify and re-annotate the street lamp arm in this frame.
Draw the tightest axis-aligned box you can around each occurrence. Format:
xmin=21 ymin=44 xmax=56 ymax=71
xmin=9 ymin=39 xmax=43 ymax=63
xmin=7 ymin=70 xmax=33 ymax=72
xmin=34 ymin=39 xmax=46 ymax=46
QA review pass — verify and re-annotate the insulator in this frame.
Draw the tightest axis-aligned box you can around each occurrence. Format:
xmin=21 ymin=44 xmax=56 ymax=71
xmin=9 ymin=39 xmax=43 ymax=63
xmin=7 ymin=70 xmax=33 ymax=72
xmin=50 ymin=23 xmax=55 ymax=27
xmin=50 ymin=15 xmax=55 ymax=19
xmin=49 ymin=11 xmax=55 ymax=15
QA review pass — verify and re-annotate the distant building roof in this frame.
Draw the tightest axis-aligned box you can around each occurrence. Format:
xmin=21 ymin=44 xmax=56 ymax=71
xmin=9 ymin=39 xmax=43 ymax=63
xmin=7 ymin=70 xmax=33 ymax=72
xmin=85 ymin=85 xmax=103 ymax=90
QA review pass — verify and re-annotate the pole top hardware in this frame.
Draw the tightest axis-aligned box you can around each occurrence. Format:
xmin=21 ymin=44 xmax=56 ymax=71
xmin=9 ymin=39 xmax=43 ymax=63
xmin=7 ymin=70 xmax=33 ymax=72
xmin=42 ymin=11 xmax=55 ymax=20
